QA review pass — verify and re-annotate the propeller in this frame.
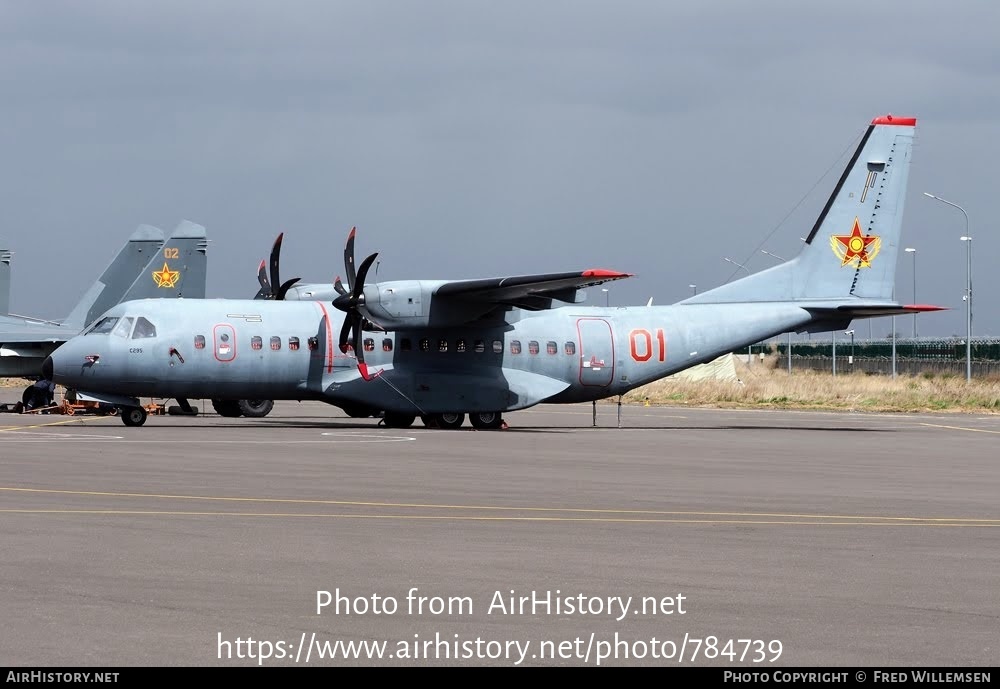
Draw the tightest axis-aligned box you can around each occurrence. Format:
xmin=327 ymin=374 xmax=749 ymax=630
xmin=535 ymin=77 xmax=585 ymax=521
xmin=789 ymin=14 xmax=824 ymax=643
xmin=331 ymin=227 xmax=379 ymax=367
xmin=254 ymin=232 xmax=301 ymax=300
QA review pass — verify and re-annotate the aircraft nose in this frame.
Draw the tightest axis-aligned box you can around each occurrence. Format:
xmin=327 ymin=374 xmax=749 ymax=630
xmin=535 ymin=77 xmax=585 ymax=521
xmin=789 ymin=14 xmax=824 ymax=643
xmin=42 ymin=355 xmax=53 ymax=381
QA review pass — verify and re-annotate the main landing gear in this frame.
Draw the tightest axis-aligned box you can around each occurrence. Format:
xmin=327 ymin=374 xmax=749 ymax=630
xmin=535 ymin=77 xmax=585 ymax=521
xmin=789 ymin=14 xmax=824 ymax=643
xmin=121 ymin=406 xmax=148 ymax=427
xmin=384 ymin=411 xmax=505 ymax=430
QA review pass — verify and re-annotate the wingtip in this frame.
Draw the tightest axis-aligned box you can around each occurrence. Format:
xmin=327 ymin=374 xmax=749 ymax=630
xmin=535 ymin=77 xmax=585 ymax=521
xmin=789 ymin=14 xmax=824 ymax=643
xmin=582 ymin=269 xmax=633 ymax=279
xmin=871 ymin=114 xmax=917 ymax=127
xmin=903 ymin=304 xmax=948 ymax=312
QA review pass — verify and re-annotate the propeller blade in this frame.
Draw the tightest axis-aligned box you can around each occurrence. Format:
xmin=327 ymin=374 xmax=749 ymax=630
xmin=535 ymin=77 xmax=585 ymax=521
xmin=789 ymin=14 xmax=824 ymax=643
xmin=338 ymin=315 xmax=353 ymax=354
xmin=275 ymin=277 xmax=301 ymax=301
xmin=352 ymin=252 xmax=379 ymax=300
xmin=254 ymin=260 xmax=271 ymax=300
xmin=344 ymin=227 xmax=357 ymax=292
xmin=269 ymin=233 xmax=284 ymax=298
xmin=352 ymin=314 xmax=365 ymax=365
xmin=333 ymin=276 xmax=347 ymax=296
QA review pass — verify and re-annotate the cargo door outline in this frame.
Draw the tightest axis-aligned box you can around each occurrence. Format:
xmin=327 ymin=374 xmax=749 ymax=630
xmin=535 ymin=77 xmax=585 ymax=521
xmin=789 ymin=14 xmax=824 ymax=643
xmin=213 ymin=323 xmax=237 ymax=362
xmin=577 ymin=317 xmax=614 ymax=386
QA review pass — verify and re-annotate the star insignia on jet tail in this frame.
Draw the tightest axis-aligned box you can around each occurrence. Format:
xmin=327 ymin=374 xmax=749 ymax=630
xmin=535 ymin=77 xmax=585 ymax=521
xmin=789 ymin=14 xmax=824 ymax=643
xmin=830 ymin=217 xmax=880 ymax=268
xmin=152 ymin=262 xmax=180 ymax=288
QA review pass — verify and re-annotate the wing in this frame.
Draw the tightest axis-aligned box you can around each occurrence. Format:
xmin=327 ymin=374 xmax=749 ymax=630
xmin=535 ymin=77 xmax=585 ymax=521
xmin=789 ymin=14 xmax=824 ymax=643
xmin=433 ymin=269 xmax=633 ymax=310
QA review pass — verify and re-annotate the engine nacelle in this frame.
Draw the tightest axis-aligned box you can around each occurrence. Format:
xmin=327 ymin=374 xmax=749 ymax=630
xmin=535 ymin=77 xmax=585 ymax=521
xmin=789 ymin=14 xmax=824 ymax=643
xmin=360 ymin=280 xmax=499 ymax=330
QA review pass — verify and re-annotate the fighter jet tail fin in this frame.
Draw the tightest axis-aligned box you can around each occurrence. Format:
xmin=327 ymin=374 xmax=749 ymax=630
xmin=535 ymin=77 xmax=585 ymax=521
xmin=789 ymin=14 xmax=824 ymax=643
xmin=117 ymin=220 xmax=209 ymax=303
xmin=60 ymin=224 xmax=165 ymax=330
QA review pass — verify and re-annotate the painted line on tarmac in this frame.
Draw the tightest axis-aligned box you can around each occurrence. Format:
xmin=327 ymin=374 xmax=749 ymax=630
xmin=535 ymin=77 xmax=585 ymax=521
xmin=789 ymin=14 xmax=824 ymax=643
xmin=2 ymin=486 xmax=996 ymax=524
xmin=0 ymin=508 xmax=996 ymax=527
xmin=918 ymin=422 xmax=1000 ymax=435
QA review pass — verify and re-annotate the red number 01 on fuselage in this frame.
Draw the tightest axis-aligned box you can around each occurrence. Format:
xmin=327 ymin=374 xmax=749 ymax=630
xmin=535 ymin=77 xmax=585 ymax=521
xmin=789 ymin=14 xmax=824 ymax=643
xmin=629 ymin=328 xmax=666 ymax=362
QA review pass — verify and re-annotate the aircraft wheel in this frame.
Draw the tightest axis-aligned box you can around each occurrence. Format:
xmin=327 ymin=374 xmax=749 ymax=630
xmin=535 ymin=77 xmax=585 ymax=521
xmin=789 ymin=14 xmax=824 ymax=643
xmin=211 ymin=399 xmax=242 ymax=417
xmin=342 ymin=403 xmax=377 ymax=418
xmin=121 ymin=406 xmax=148 ymax=427
xmin=382 ymin=412 xmax=416 ymax=429
xmin=435 ymin=412 xmax=466 ymax=430
xmin=469 ymin=411 xmax=503 ymax=430
xmin=21 ymin=386 xmax=33 ymax=406
xmin=238 ymin=399 xmax=274 ymax=418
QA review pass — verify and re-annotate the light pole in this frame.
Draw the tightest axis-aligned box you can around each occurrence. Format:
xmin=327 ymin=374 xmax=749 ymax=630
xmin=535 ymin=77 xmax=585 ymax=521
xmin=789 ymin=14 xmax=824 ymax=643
xmin=845 ymin=329 xmax=855 ymax=366
xmin=689 ymin=284 xmax=697 ymax=296
xmin=724 ymin=257 xmax=751 ymax=275
xmin=924 ymin=192 xmax=971 ymax=381
xmin=961 ymin=235 xmax=972 ymax=381
xmin=760 ymin=250 xmax=793 ymax=374
xmin=601 ymin=288 xmax=609 ymax=307
xmin=905 ymin=247 xmax=917 ymax=338
xmin=832 ymin=330 xmax=837 ymax=377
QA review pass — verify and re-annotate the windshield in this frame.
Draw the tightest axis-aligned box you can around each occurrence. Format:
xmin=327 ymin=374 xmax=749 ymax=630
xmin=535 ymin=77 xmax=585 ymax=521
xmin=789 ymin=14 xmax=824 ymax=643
xmin=86 ymin=316 xmax=119 ymax=335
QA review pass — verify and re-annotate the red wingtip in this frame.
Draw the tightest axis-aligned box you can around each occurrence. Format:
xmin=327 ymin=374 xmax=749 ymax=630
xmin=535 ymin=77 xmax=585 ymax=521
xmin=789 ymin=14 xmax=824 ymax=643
xmin=903 ymin=304 xmax=948 ymax=312
xmin=258 ymin=259 xmax=266 ymax=269
xmin=871 ymin=114 xmax=917 ymax=127
xmin=348 ymin=227 xmax=356 ymax=240
xmin=582 ymin=269 xmax=634 ymax=279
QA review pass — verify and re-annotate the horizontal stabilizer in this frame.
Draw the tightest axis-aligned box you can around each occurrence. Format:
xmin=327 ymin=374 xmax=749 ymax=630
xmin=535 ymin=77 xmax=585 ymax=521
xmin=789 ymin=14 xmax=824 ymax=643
xmin=805 ymin=303 xmax=948 ymax=319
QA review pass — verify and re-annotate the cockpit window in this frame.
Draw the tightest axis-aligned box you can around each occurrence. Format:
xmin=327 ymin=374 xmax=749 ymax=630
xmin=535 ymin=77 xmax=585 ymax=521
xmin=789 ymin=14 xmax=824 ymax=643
xmin=112 ymin=317 xmax=135 ymax=338
xmin=87 ymin=317 xmax=119 ymax=335
xmin=132 ymin=317 xmax=157 ymax=339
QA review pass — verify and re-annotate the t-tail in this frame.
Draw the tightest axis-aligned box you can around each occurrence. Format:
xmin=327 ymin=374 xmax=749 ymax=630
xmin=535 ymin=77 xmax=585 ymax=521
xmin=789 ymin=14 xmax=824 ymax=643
xmin=683 ymin=115 xmax=935 ymax=322
xmin=60 ymin=224 xmax=165 ymax=330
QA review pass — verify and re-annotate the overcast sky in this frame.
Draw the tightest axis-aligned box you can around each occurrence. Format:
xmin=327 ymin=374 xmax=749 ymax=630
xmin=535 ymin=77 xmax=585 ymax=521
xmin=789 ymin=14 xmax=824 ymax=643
xmin=2 ymin=1 xmax=997 ymax=340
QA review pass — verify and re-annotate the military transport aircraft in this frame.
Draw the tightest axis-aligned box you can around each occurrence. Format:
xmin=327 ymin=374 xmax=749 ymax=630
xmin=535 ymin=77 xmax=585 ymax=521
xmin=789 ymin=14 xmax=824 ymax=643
xmin=44 ymin=114 xmax=944 ymax=428
xmin=2 ymin=221 xmax=208 ymax=408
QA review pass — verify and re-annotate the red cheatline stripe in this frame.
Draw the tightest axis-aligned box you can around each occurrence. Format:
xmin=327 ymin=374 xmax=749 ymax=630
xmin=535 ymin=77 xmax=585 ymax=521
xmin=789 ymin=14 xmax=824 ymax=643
xmin=316 ymin=302 xmax=334 ymax=373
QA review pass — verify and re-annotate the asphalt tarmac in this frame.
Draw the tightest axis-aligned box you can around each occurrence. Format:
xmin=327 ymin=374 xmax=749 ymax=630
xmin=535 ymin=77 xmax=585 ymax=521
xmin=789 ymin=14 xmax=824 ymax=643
xmin=1 ymin=398 xmax=997 ymax=667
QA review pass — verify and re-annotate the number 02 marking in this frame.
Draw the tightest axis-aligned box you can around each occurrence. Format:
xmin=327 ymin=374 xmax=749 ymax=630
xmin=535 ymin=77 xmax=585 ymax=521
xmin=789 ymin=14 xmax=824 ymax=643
xmin=164 ymin=247 xmax=179 ymax=259
xmin=629 ymin=328 xmax=666 ymax=362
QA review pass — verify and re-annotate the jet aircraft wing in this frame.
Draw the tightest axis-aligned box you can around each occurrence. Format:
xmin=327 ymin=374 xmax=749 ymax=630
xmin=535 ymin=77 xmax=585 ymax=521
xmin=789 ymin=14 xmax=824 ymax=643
xmin=433 ymin=269 xmax=633 ymax=310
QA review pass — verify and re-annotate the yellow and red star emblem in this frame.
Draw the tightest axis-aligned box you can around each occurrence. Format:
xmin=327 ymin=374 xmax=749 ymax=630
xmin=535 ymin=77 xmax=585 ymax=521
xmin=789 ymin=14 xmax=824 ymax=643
xmin=152 ymin=262 xmax=180 ymax=288
xmin=830 ymin=217 xmax=881 ymax=268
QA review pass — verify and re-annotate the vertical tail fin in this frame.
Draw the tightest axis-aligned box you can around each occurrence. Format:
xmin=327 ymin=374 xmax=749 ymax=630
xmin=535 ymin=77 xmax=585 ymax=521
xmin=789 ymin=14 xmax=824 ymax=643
xmin=685 ymin=115 xmax=916 ymax=305
xmin=0 ymin=245 xmax=11 ymax=315
xmin=61 ymin=225 xmax=165 ymax=329
xmin=117 ymin=220 xmax=209 ymax=302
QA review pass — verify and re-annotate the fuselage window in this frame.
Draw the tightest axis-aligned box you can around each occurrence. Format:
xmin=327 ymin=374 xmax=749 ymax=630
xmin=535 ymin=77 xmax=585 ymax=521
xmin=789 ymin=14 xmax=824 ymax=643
xmin=194 ymin=335 xmax=206 ymax=350
xmin=289 ymin=337 xmax=300 ymax=351
xmin=88 ymin=317 xmax=118 ymax=335
xmin=546 ymin=341 xmax=557 ymax=355
xmin=492 ymin=340 xmax=503 ymax=354
xmin=438 ymin=339 xmax=448 ymax=352
xmin=564 ymin=341 xmax=576 ymax=355
xmin=251 ymin=336 xmax=263 ymax=351
xmin=401 ymin=338 xmax=412 ymax=352
xmin=382 ymin=338 xmax=393 ymax=352
xmin=456 ymin=339 xmax=466 ymax=353
xmin=307 ymin=336 xmax=319 ymax=351
xmin=528 ymin=341 xmax=539 ymax=355
xmin=112 ymin=317 xmax=134 ymax=338
xmin=474 ymin=340 xmax=485 ymax=353
xmin=270 ymin=336 xmax=281 ymax=351
xmin=420 ymin=338 xmax=430 ymax=352
xmin=132 ymin=317 xmax=157 ymax=339
xmin=510 ymin=340 xmax=522 ymax=355
xmin=364 ymin=338 xmax=375 ymax=352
